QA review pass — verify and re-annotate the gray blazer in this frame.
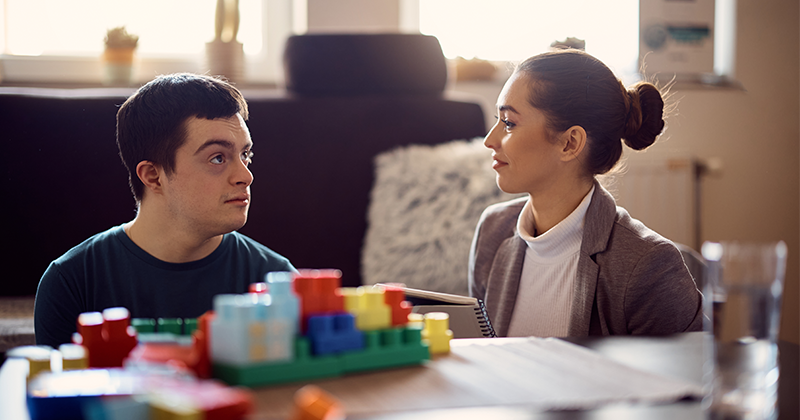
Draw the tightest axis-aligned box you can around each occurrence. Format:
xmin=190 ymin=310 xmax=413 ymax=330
xmin=468 ymin=181 xmax=704 ymax=337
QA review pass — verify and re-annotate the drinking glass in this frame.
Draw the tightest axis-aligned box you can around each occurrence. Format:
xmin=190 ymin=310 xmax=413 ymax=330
xmin=701 ymin=241 xmax=787 ymax=420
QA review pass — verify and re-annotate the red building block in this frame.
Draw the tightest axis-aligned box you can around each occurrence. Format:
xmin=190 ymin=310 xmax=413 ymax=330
xmin=382 ymin=286 xmax=412 ymax=326
xmin=293 ymin=270 xmax=345 ymax=332
xmin=74 ymin=307 xmax=138 ymax=368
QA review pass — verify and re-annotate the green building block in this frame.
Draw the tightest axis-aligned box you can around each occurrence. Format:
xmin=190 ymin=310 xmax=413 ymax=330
xmin=183 ymin=318 xmax=198 ymax=335
xmin=157 ymin=318 xmax=183 ymax=335
xmin=340 ymin=327 xmax=429 ymax=373
xmin=212 ymin=327 xmax=429 ymax=387
xmin=130 ymin=318 xmax=156 ymax=333
xmin=213 ymin=337 xmax=341 ymax=387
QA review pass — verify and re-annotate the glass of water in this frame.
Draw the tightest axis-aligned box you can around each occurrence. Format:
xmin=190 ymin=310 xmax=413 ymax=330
xmin=701 ymin=241 xmax=787 ymax=420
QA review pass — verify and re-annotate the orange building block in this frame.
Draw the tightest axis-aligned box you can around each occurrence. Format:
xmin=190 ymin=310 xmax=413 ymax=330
xmin=382 ymin=286 xmax=412 ymax=326
xmin=290 ymin=385 xmax=345 ymax=420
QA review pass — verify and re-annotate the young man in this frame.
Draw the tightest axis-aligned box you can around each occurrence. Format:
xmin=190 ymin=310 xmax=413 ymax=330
xmin=35 ymin=74 xmax=295 ymax=348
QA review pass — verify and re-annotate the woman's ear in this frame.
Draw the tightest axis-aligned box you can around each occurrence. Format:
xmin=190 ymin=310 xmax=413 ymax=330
xmin=136 ymin=161 xmax=164 ymax=194
xmin=560 ymin=125 xmax=587 ymax=162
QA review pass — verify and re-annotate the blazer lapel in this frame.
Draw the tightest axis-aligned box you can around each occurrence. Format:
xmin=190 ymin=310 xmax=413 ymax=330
xmin=486 ymin=235 xmax=527 ymax=337
xmin=568 ymin=181 xmax=617 ymax=336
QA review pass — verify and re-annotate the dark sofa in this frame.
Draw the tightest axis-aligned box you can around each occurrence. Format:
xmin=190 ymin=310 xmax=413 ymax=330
xmin=0 ymin=34 xmax=486 ymax=296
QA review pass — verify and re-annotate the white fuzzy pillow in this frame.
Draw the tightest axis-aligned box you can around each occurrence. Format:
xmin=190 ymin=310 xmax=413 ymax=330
xmin=362 ymin=138 xmax=524 ymax=295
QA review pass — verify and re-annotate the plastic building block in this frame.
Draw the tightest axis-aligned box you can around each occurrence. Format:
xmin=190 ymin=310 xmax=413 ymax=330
xmin=381 ymin=286 xmax=412 ymax=326
xmin=249 ymin=281 xmax=269 ymax=294
xmin=183 ymin=318 xmax=198 ymax=336
xmin=7 ymin=345 xmax=53 ymax=379
xmin=26 ymin=368 xmax=252 ymax=420
xmin=290 ymin=385 xmax=345 ymax=420
xmin=213 ymin=337 xmax=342 ymax=387
xmin=339 ymin=326 xmax=429 ymax=373
xmin=131 ymin=318 xmax=156 ymax=333
xmin=306 ymin=313 xmax=364 ymax=356
xmin=74 ymin=307 xmax=137 ymax=368
xmin=341 ymin=287 xmax=391 ymax=331
xmin=158 ymin=318 xmax=184 ymax=335
xmin=293 ymin=270 xmax=344 ymax=331
xmin=131 ymin=311 xmax=213 ymax=379
xmin=214 ymin=325 xmax=429 ymax=387
xmin=58 ymin=344 xmax=88 ymax=371
xmin=266 ymin=271 xmax=301 ymax=334
xmin=210 ymin=294 xmax=293 ymax=365
xmin=422 ymin=312 xmax=453 ymax=355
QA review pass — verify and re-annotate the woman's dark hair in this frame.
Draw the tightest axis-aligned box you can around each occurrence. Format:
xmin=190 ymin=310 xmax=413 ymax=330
xmin=116 ymin=73 xmax=249 ymax=203
xmin=516 ymin=50 xmax=665 ymax=175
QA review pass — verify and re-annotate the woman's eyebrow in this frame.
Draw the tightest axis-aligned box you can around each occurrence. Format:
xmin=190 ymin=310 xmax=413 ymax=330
xmin=497 ymin=105 xmax=519 ymax=114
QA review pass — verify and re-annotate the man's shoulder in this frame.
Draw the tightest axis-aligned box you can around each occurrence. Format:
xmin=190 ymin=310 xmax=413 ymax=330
xmin=54 ymin=225 xmax=127 ymax=264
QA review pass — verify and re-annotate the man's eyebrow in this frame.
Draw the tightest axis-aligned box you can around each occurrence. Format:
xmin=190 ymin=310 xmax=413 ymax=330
xmin=194 ymin=139 xmax=252 ymax=155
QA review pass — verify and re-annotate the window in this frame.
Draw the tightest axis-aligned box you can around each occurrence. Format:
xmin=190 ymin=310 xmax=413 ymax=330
xmin=418 ymin=0 xmax=640 ymax=78
xmin=0 ymin=0 xmax=294 ymax=84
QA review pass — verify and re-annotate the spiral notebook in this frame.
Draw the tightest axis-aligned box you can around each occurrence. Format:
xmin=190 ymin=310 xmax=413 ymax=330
xmin=377 ymin=284 xmax=496 ymax=339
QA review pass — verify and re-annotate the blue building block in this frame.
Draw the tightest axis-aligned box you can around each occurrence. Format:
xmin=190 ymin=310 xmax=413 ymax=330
xmin=307 ymin=313 xmax=364 ymax=356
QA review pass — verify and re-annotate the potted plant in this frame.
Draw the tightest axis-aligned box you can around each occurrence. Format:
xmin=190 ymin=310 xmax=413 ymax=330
xmin=102 ymin=26 xmax=139 ymax=85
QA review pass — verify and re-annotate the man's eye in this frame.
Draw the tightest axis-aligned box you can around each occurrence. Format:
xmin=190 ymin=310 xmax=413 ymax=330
xmin=242 ymin=150 xmax=254 ymax=165
xmin=210 ymin=154 xmax=225 ymax=164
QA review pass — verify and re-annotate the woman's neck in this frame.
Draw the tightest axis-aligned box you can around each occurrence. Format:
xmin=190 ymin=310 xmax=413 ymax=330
xmin=527 ymin=177 xmax=595 ymax=236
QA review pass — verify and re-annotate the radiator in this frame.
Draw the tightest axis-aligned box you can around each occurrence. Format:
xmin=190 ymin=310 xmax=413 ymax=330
xmin=609 ymin=157 xmax=701 ymax=250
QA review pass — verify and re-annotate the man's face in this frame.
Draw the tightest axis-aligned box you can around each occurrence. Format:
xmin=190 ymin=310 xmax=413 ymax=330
xmin=160 ymin=114 xmax=254 ymax=238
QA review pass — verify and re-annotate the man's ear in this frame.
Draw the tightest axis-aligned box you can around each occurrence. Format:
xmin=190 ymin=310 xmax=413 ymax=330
xmin=136 ymin=161 xmax=164 ymax=194
xmin=560 ymin=125 xmax=587 ymax=162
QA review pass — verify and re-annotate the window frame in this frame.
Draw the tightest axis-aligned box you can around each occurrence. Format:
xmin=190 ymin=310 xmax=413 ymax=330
xmin=0 ymin=0 xmax=296 ymax=86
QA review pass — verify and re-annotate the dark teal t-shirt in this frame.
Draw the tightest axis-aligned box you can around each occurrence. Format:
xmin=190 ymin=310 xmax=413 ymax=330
xmin=34 ymin=225 xmax=295 ymax=348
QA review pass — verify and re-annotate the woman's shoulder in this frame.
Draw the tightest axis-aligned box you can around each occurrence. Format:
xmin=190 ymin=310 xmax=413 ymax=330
xmin=612 ymin=206 xmax=674 ymax=248
xmin=474 ymin=196 xmax=527 ymax=245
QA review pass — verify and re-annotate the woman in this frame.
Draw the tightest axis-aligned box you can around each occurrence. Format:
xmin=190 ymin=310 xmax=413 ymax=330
xmin=468 ymin=50 xmax=703 ymax=337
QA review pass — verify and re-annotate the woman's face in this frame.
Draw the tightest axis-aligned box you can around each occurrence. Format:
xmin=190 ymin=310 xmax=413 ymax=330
xmin=484 ymin=73 xmax=565 ymax=196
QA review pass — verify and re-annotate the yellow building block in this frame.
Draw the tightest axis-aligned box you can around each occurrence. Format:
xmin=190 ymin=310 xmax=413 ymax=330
xmin=421 ymin=312 xmax=453 ymax=355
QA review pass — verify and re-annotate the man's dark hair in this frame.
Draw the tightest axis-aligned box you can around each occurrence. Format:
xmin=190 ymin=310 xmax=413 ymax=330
xmin=116 ymin=73 xmax=249 ymax=203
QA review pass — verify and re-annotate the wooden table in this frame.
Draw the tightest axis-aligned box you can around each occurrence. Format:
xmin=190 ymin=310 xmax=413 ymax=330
xmin=1 ymin=332 xmax=797 ymax=420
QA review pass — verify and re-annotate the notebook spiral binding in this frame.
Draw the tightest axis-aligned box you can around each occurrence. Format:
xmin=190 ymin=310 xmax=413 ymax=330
xmin=473 ymin=301 xmax=497 ymax=338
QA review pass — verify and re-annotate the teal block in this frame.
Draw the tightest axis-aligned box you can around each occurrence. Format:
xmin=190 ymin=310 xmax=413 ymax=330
xmin=213 ymin=337 xmax=341 ymax=387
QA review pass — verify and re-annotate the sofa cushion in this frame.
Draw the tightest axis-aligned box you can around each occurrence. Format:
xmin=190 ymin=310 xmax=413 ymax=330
xmin=362 ymin=138 xmax=524 ymax=295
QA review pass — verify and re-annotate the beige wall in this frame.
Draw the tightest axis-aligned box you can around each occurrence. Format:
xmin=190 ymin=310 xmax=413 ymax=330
xmin=660 ymin=0 xmax=799 ymax=344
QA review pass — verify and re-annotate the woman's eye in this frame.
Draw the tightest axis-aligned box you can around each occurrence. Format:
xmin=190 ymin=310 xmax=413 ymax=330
xmin=210 ymin=154 xmax=225 ymax=164
xmin=495 ymin=115 xmax=515 ymax=130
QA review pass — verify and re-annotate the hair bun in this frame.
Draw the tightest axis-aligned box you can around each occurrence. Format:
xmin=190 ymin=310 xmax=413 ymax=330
xmin=622 ymin=82 xmax=664 ymax=151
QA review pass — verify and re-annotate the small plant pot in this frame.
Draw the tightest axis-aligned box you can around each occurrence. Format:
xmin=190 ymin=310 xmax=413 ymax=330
xmin=102 ymin=47 xmax=136 ymax=86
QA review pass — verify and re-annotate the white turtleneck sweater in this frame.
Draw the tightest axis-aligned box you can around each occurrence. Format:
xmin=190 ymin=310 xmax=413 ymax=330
xmin=506 ymin=186 xmax=594 ymax=337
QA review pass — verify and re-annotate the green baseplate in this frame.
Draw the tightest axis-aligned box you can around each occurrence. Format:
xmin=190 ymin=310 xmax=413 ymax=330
xmin=212 ymin=326 xmax=430 ymax=387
